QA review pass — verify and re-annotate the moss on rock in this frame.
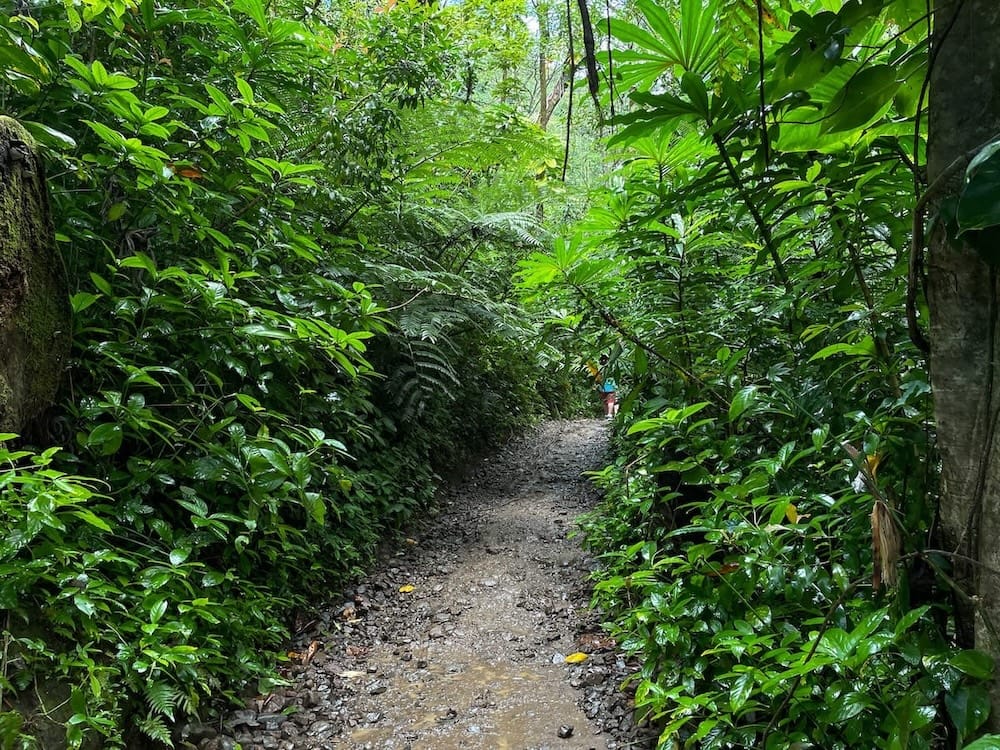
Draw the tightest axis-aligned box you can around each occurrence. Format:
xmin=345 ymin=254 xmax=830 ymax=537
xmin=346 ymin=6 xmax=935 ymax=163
xmin=0 ymin=116 xmax=70 ymax=433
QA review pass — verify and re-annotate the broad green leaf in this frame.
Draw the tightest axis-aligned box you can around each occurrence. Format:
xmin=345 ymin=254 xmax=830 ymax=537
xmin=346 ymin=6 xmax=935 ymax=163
xmin=729 ymin=385 xmax=758 ymax=422
xmin=609 ymin=18 xmax=674 ymax=60
xmin=775 ymin=106 xmax=860 ymax=153
xmin=233 ymin=0 xmax=268 ymax=29
xmin=816 ymin=628 xmax=853 ymax=660
xmin=86 ymin=423 xmax=123 ymax=455
xmin=946 ymin=685 xmax=991 ymax=740
xmin=73 ymin=594 xmax=96 ymax=617
xmin=957 ymin=142 xmax=1000 ymax=234
xmin=893 ymin=605 xmax=929 ymax=637
xmin=149 ymin=597 xmax=168 ymax=623
xmin=820 ymin=64 xmax=900 ymax=134
xmin=729 ymin=671 xmax=754 ymax=712
xmin=237 ymin=324 xmax=296 ymax=340
xmin=808 ymin=338 xmax=875 ymax=362
xmin=69 ymin=509 xmax=112 ymax=533
xmin=962 ymin=736 xmax=1000 ymax=750
xmin=235 ymin=76 xmax=254 ymax=102
xmin=949 ymin=650 xmax=995 ymax=680
xmin=0 ymin=713 xmax=23 ymax=740
xmin=20 ymin=120 xmax=76 ymax=149
xmin=107 ymin=202 xmax=126 ymax=221
xmin=680 ymin=72 xmax=710 ymax=120
xmin=71 ymin=292 xmax=100 ymax=313
xmin=826 ymin=691 xmax=871 ymax=722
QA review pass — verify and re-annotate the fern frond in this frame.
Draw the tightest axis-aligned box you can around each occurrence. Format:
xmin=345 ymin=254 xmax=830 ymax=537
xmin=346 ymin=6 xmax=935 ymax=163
xmin=144 ymin=680 xmax=179 ymax=721
xmin=472 ymin=211 xmax=546 ymax=248
xmin=137 ymin=711 xmax=174 ymax=746
xmin=385 ymin=337 xmax=462 ymax=421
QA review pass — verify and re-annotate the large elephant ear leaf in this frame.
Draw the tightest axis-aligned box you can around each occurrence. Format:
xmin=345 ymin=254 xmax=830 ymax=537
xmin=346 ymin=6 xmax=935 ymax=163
xmin=820 ymin=64 xmax=900 ymax=134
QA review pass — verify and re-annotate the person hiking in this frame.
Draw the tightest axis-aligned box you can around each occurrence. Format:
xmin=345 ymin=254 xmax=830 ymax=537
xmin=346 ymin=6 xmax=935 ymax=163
xmin=595 ymin=355 xmax=619 ymax=419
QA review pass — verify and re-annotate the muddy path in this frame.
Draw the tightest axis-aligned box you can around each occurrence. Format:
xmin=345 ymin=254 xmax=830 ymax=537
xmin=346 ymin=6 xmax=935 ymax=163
xmin=203 ymin=420 xmax=654 ymax=750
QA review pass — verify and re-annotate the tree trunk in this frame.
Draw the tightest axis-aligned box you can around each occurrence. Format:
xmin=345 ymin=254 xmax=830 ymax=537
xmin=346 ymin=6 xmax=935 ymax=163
xmin=927 ymin=0 xmax=1000 ymax=726
xmin=539 ymin=54 xmax=575 ymax=129
xmin=0 ymin=116 xmax=70 ymax=434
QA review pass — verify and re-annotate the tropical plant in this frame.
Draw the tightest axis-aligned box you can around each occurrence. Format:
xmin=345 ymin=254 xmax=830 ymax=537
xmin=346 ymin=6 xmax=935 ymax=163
xmin=519 ymin=0 xmax=998 ymax=746
xmin=0 ymin=0 xmax=573 ymax=745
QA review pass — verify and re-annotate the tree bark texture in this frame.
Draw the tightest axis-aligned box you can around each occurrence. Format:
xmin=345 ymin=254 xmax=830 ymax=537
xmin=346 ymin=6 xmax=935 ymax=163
xmin=927 ymin=0 xmax=1000 ymax=725
xmin=0 ymin=116 xmax=69 ymax=433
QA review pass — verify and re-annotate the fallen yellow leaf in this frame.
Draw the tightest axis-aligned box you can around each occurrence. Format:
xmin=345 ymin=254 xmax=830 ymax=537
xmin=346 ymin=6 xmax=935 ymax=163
xmin=564 ymin=652 xmax=588 ymax=664
xmin=399 ymin=584 xmax=415 ymax=593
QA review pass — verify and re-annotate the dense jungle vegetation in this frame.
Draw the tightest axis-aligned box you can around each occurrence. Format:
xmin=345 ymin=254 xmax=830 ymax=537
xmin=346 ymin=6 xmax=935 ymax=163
xmin=2 ymin=0 xmax=1000 ymax=747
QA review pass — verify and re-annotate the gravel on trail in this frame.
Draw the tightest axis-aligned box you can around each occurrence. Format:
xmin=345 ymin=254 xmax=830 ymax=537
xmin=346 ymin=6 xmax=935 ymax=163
xmin=193 ymin=419 xmax=657 ymax=750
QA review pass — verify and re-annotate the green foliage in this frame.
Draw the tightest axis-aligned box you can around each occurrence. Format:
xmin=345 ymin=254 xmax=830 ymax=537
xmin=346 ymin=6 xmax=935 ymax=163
xmin=518 ymin=0 xmax=1000 ymax=746
xmin=0 ymin=0 xmax=569 ymax=744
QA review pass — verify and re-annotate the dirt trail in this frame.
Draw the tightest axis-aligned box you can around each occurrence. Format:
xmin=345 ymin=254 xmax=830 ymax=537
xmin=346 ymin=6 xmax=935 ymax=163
xmin=206 ymin=420 xmax=653 ymax=750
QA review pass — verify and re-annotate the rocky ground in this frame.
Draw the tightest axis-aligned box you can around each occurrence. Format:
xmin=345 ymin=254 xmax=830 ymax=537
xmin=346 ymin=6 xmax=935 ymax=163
xmin=191 ymin=419 xmax=657 ymax=750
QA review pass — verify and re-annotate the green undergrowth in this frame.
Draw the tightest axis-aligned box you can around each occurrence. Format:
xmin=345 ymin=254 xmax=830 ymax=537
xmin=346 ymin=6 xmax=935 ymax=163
xmin=514 ymin=0 xmax=1000 ymax=746
xmin=0 ymin=0 xmax=573 ymax=746
xmin=579 ymin=396 xmax=991 ymax=748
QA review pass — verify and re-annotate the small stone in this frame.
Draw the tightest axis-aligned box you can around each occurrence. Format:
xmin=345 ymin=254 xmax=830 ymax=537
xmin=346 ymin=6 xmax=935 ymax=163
xmin=302 ymin=691 xmax=323 ymax=708
xmin=436 ymin=708 xmax=458 ymax=723
xmin=184 ymin=724 xmax=218 ymax=743
xmin=258 ymin=713 xmax=288 ymax=731
xmin=309 ymin=721 xmax=335 ymax=737
xmin=224 ymin=710 xmax=258 ymax=730
xmin=557 ymin=724 xmax=574 ymax=739
xmin=366 ymin=712 xmax=383 ymax=724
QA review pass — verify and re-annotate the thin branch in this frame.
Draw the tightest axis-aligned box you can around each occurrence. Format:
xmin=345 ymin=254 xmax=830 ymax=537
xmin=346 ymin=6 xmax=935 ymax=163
xmin=383 ymin=289 xmax=428 ymax=312
xmin=710 ymin=133 xmax=790 ymax=290
xmin=562 ymin=0 xmax=575 ymax=182
xmin=907 ymin=549 xmax=1000 ymax=581
xmin=606 ymin=0 xmax=615 ymax=120
xmin=570 ymin=283 xmax=729 ymax=408
xmin=576 ymin=0 xmax=602 ymax=119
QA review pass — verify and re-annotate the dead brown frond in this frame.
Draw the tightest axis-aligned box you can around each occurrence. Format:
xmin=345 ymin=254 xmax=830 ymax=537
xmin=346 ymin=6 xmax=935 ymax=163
xmin=871 ymin=499 xmax=900 ymax=590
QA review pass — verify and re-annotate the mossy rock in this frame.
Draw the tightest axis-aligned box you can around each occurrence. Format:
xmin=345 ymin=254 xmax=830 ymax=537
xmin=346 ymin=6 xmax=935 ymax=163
xmin=0 ymin=116 xmax=69 ymax=433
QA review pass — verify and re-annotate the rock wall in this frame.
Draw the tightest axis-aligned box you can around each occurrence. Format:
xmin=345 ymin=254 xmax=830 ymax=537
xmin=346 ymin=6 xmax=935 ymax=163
xmin=0 ymin=116 xmax=69 ymax=433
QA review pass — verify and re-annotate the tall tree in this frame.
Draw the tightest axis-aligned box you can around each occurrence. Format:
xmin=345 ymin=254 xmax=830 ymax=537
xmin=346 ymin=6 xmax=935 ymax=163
xmin=926 ymin=0 xmax=1000 ymax=725
xmin=0 ymin=117 xmax=69 ymax=433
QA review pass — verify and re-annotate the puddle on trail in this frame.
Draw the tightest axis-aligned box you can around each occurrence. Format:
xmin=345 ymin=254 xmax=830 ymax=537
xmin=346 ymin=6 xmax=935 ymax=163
xmin=348 ymin=655 xmax=598 ymax=749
